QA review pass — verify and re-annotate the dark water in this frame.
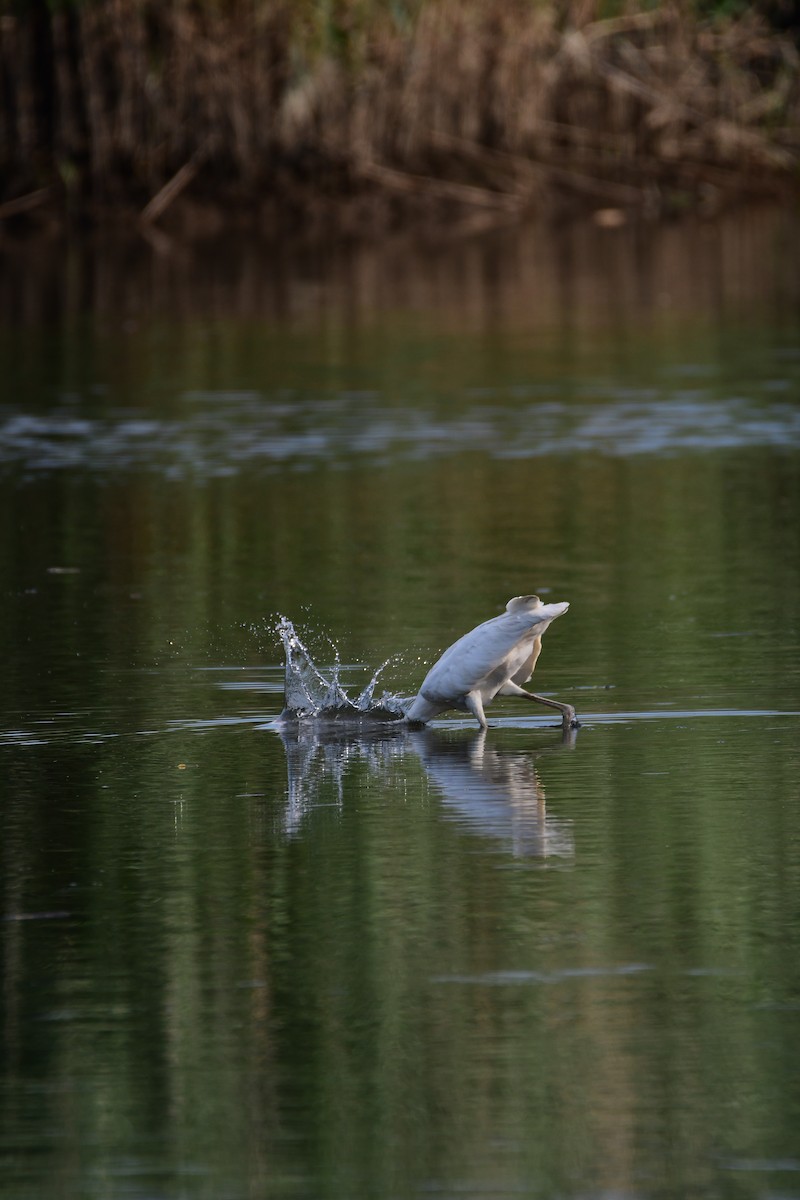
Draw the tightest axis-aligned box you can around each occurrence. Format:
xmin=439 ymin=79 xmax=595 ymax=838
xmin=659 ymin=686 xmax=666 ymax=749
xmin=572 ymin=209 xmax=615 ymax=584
xmin=1 ymin=206 xmax=800 ymax=1200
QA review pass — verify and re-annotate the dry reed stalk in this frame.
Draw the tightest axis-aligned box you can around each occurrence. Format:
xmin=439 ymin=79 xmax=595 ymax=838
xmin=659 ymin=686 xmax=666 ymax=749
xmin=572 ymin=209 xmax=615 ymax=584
xmin=50 ymin=10 xmax=84 ymax=171
xmin=0 ymin=14 xmax=31 ymax=166
xmin=76 ymin=4 xmax=116 ymax=191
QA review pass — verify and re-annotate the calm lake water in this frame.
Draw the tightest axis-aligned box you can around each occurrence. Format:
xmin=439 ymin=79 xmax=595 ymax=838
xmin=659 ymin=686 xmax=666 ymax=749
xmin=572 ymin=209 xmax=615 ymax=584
xmin=1 ymin=205 xmax=800 ymax=1200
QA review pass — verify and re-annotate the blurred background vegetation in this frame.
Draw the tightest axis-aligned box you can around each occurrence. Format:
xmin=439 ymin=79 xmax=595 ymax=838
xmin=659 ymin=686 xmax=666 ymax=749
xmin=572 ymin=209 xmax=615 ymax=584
xmin=1 ymin=0 xmax=799 ymax=232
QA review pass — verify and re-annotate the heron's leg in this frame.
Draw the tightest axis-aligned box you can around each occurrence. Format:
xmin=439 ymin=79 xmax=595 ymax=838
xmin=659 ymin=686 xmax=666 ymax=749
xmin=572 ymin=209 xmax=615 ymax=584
xmin=465 ymin=691 xmax=489 ymax=730
xmin=529 ymin=694 xmax=579 ymax=730
xmin=500 ymin=681 xmax=579 ymax=729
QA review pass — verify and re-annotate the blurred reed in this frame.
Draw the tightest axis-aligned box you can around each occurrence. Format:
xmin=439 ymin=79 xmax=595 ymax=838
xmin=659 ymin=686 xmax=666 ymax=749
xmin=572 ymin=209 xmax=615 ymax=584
xmin=1 ymin=0 xmax=798 ymax=230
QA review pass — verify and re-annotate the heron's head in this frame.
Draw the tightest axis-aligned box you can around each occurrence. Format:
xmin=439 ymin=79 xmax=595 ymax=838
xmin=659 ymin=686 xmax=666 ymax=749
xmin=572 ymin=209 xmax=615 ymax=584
xmin=506 ymin=594 xmax=542 ymax=613
xmin=506 ymin=595 xmax=569 ymax=620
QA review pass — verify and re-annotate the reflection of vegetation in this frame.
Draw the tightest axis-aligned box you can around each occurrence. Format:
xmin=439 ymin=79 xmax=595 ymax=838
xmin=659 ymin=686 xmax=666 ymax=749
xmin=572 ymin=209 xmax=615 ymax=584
xmin=1 ymin=0 xmax=799 ymax=225
xmin=3 ymin=715 xmax=800 ymax=1196
xmin=0 ymin=207 xmax=798 ymax=716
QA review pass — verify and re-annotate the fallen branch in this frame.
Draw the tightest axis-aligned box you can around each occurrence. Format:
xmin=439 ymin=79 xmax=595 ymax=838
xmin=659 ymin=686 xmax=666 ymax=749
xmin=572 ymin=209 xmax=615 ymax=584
xmin=429 ymin=130 xmax=542 ymax=194
xmin=429 ymin=130 xmax=643 ymax=203
xmin=140 ymin=159 xmax=201 ymax=225
xmin=0 ymin=188 xmax=51 ymax=220
xmin=358 ymin=161 xmax=525 ymax=211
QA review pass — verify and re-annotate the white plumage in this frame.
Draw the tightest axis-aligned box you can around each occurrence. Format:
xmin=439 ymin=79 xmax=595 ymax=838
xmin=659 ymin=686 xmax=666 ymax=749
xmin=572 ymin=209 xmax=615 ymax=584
xmin=404 ymin=594 xmax=577 ymax=730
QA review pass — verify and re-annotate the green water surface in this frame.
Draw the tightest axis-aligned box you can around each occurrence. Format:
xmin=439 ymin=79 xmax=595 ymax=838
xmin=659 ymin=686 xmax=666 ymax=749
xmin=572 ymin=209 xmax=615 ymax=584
xmin=1 ymin=206 xmax=800 ymax=1200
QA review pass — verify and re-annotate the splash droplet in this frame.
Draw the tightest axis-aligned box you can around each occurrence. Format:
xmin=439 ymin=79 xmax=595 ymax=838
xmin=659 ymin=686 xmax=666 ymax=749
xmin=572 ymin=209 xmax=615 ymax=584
xmin=276 ymin=617 xmax=406 ymax=723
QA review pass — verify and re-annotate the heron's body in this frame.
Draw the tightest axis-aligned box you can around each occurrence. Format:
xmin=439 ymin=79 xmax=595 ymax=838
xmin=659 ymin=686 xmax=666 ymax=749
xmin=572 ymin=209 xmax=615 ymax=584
xmin=404 ymin=595 xmax=577 ymax=730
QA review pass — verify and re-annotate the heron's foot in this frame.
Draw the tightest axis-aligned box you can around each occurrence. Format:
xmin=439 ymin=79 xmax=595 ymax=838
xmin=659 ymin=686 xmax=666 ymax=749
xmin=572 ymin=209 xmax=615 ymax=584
xmin=561 ymin=706 xmax=579 ymax=730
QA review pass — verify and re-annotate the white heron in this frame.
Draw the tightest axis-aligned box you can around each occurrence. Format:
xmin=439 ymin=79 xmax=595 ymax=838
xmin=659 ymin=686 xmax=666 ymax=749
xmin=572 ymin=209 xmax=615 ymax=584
xmin=404 ymin=595 xmax=577 ymax=730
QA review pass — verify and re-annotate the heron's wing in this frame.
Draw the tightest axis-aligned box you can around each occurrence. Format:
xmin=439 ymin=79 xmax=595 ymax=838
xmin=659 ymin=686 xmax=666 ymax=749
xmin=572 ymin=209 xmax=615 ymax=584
xmin=420 ymin=613 xmax=542 ymax=699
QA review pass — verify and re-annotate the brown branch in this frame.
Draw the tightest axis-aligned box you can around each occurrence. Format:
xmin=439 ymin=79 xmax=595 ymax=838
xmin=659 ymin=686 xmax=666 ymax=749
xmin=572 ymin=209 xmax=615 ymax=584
xmin=429 ymin=132 xmax=644 ymax=204
xmin=357 ymin=161 xmax=525 ymax=211
xmin=140 ymin=159 xmax=202 ymax=225
xmin=0 ymin=188 xmax=51 ymax=220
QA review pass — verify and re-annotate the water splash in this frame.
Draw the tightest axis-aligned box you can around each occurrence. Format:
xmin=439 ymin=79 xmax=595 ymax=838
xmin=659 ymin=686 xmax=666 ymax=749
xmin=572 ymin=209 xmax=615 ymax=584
xmin=276 ymin=617 xmax=407 ymax=722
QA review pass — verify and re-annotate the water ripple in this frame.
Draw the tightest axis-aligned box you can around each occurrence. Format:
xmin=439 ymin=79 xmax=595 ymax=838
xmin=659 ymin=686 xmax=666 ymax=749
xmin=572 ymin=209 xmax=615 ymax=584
xmin=1 ymin=387 xmax=799 ymax=477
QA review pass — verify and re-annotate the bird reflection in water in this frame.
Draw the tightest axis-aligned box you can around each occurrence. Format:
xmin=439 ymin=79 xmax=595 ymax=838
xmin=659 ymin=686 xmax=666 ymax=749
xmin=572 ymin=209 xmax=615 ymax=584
xmin=275 ymin=723 xmax=575 ymax=860
xmin=276 ymin=721 xmax=406 ymax=838
xmin=411 ymin=727 xmax=576 ymax=859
